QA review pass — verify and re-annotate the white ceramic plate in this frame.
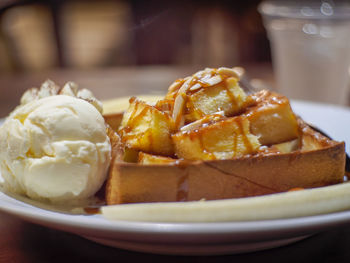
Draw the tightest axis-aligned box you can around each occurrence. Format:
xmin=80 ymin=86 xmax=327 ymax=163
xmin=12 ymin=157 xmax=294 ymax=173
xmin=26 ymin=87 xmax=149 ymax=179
xmin=1 ymin=100 xmax=350 ymax=256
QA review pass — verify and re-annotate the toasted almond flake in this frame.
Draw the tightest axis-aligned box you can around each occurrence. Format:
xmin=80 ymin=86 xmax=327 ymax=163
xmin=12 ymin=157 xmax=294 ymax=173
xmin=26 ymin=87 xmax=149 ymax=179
xmin=180 ymin=113 xmax=226 ymax=132
xmin=37 ymin=80 xmax=60 ymax=98
xmin=194 ymin=68 xmax=212 ymax=79
xmin=217 ymin=67 xmax=240 ymax=79
xmin=20 ymin=80 xmax=60 ymax=105
xmin=203 ymin=67 xmax=213 ymax=73
xmin=172 ymin=77 xmax=193 ymax=128
xmin=189 ymin=83 xmax=202 ymax=91
xmin=179 ymin=77 xmax=192 ymax=93
xmin=214 ymin=110 xmax=225 ymax=116
xmin=77 ymin=89 xmax=103 ymax=113
xmin=172 ymin=93 xmax=186 ymax=128
xmin=20 ymin=88 xmax=39 ymax=105
xmin=200 ymin=72 xmax=212 ymax=82
xmin=168 ymin=79 xmax=183 ymax=93
xmin=201 ymin=75 xmax=222 ymax=86
xmin=232 ymin=67 xmax=245 ymax=78
xmin=193 ymin=70 xmax=205 ymax=78
xmin=180 ymin=118 xmax=203 ymax=132
xmin=60 ymin=81 xmax=79 ymax=96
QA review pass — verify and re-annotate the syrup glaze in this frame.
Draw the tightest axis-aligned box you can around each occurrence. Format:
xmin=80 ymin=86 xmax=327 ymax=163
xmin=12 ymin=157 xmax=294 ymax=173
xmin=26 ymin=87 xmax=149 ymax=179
xmin=119 ymin=98 xmax=173 ymax=155
xmin=119 ymin=69 xmax=335 ymax=165
xmin=120 ymin=69 xmax=305 ymax=164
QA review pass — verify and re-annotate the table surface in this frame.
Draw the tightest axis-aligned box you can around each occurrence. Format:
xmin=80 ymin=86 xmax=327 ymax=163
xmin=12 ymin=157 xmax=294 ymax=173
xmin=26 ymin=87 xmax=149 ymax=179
xmin=1 ymin=64 xmax=350 ymax=262
xmin=0 ymin=211 xmax=350 ymax=263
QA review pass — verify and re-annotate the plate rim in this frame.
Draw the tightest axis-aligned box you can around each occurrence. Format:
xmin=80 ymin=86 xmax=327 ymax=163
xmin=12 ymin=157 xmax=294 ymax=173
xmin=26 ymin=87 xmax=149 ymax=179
xmin=1 ymin=189 xmax=350 ymax=242
xmin=1 ymin=101 xmax=350 ymax=245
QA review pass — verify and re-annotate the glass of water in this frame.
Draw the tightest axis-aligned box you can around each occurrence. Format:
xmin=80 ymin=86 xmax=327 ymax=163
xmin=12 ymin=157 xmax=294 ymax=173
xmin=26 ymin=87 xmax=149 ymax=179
xmin=259 ymin=1 xmax=350 ymax=105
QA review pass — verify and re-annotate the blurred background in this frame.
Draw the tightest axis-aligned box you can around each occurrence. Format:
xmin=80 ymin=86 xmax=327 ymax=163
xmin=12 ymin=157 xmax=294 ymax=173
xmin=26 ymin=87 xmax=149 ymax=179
xmin=0 ymin=0 xmax=272 ymax=116
xmin=0 ymin=0 xmax=270 ymax=70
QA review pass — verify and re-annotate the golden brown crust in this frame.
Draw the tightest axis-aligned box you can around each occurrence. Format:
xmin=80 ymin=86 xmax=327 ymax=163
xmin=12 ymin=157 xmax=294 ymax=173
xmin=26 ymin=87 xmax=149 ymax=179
xmin=106 ymin=126 xmax=345 ymax=205
xmin=103 ymin=80 xmax=345 ymax=205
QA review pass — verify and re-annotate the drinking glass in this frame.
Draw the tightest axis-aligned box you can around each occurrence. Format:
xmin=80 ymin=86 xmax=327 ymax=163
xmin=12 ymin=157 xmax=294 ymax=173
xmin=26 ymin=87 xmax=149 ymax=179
xmin=259 ymin=1 xmax=350 ymax=105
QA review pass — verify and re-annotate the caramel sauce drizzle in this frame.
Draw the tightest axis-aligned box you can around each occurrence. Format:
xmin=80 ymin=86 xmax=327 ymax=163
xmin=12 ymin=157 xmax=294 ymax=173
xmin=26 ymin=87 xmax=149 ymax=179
xmin=236 ymin=117 xmax=254 ymax=154
xmin=122 ymin=69 xmax=259 ymax=162
xmin=185 ymin=98 xmax=204 ymax=121
xmin=119 ymin=101 xmax=150 ymax=145
xmin=233 ymin=127 xmax=238 ymax=156
xmin=182 ymin=116 xmax=254 ymax=160
xmin=83 ymin=206 xmax=101 ymax=215
xmin=180 ymin=69 xmax=239 ymax=122
xmin=119 ymin=98 xmax=176 ymax=157
xmin=223 ymin=81 xmax=239 ymax=110
xmin=288 ymin=187 xmax=304 ymax=192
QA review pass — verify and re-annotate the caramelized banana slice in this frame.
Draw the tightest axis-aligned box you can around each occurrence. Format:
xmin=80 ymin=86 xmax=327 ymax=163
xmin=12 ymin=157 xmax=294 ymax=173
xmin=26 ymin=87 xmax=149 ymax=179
xmin=119 ymin=98 xmax=174 ymax=156
xmin=185 ymin=77 xmax=252 ymax=122
xmin=172 ymin=116 xmax=261 ymax=160
xmin=244 ymin=90 xmax=299 ymax=145
xmin=168 ymin=68 xmax=252 ymax=129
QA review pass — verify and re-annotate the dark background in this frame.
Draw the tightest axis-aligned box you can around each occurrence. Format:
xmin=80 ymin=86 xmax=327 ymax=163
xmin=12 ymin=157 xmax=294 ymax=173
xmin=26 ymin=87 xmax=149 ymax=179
xmin=0 ymin=0 xmax=270 ymax=73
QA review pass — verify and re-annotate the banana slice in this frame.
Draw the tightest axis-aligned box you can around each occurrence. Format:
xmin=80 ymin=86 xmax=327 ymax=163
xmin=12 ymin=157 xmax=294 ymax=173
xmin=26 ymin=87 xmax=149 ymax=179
xmin=101 ymin=182 xmax=350 ymax=222
xmin=118 ymin=98 xmax=175 ymax=156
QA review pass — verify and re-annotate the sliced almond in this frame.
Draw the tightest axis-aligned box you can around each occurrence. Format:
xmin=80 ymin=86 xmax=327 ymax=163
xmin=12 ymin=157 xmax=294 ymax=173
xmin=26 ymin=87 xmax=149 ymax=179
xmin=77 ymin=88 xmax=103 ymax=114
xmin=217 ymin=67 xmax=240 ymax=79
xmin=180 ymin=113 xmax=225 ymax=132
xmin=20 ymin=88 xmax=39 ymax=105
xmin=60 ymin=81 xmax=79 ymax=96
xmin=38 ymin=80 xmax=60 ymax=98
xmin=20 ymin=80 xmax=60 ymax=105
xmin=189 ymin=83 xmax=202 ymax=91
xmin=232 ymin=67 xmax=245 ymax=78
xmin=172 ymin=93 xmax=186 ymax=129
xmin=172 ymin=77 xmax=193 ymax=128
xmin=168 ymin=79 xmax=184 ymax=94
xmin=193 ymin=68 xmax=210 ymax=79
xmin=201 ymin=75 xmax=223 ymax=86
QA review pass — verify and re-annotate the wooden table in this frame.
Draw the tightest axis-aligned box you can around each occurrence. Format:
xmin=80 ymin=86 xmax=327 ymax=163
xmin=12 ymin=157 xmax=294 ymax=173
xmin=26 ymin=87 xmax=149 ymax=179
xmin=1 ymin=65 xmax=350 ymax=262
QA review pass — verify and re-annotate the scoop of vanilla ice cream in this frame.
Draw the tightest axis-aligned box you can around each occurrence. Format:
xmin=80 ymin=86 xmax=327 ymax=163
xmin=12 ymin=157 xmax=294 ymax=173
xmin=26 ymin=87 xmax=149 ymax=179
xmin=0 ymin=95 xmax=111 ymax=203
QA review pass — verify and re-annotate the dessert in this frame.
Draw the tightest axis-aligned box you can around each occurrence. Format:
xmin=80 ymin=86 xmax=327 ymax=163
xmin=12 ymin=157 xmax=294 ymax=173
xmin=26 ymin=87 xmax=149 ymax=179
xmin=105 ymin=67 xmax=345 ymax=205
xmin=0 ymin=81 xmax=111 ymax=204
xmin=0 ymin=67 xmax=347 ymax=222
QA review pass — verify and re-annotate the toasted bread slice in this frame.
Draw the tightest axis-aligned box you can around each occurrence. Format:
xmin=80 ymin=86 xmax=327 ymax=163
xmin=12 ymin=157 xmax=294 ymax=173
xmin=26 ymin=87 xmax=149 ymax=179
xmin=106 ymin=124 xmax=345 ymax=204
xmin=103 ymin=68 xmax=345 ymax=205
